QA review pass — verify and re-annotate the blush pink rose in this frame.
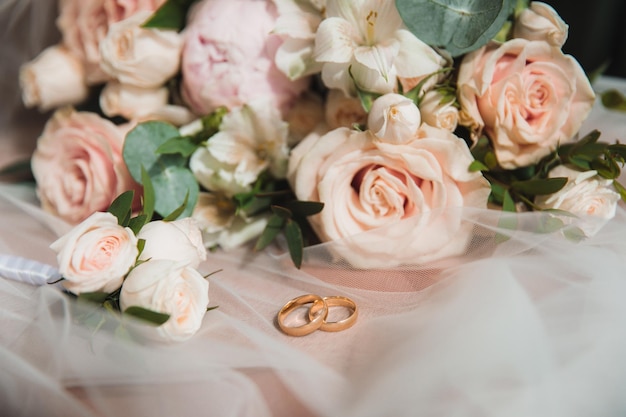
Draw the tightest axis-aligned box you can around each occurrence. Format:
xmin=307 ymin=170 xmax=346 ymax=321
xmin=56 ymin=0 xmax=165 ymax=84
xmin=457 ymin=39 xmax=595 ymax=169
xmin=50 ymin=211 xmax=139 ymax=295
xmin=31 ymin=107 xmax=141 ymax=225
xmin=288 ymin=124 xmax=491 ymax=268
xmin=180 ymin=0 xmax=309 ymax=115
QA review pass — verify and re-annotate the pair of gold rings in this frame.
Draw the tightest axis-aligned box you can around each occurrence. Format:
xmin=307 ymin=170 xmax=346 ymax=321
xmin=277 ymin=294 xmax=358 ymax=337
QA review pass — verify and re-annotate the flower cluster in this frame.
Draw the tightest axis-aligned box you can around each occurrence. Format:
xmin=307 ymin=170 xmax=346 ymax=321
xmin=19 ymin=0 xmax=626 ymax=274
xmin=50 ymin=191 xmax=211 ymax=342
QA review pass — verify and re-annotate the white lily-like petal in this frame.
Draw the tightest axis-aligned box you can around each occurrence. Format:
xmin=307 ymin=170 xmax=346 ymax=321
xmin=321 ymin=61 xmax=356 ymax=96
xmin=394 ymin=29 xmax=447 ymax=78
xmin=314 ymin=17 xmax=357 ymax=63
xmin=353 ymin=40 xmax=400 ymax=82
xmin=351 ymin=61 xmax=397 ymax=93
xmin=276 ymin=38 xmax=323 ymax=80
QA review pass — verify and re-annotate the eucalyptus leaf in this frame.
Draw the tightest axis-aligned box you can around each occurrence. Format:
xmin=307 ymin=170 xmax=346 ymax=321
xmin=285 ymin=219 xmax=304 ymax=269
xmin=563 ymin=226 xmax=587 ymax=242
xmin=123 ymin=121 xmax=184 ymax=183
xmin=396 ymin=0 xmax=516 ymax=56
xmin=107 ymin=190 xmax=135 ymax=226
xmin=150 ymin=166 xmax=198 ymax=219
xmin=162 ymin=190 xmax=189 ymax=221
xmin=155 ymin=136 xmax=198 ymax=157
xmin=124 ymin=306 xmax=170 ymax=326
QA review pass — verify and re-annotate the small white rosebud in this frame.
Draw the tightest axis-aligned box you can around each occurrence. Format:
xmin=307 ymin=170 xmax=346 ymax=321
xmin=368 ymin=93 xmax=421 ymax=144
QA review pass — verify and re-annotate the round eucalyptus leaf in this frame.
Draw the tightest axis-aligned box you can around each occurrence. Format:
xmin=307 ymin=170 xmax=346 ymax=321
xmin=396 ymin=0 xmax=515 ymax=57
xmin=123 ymin=121 xmax=185 ymax=183
xmin=150 ymin=165 xmax=199 ymax=219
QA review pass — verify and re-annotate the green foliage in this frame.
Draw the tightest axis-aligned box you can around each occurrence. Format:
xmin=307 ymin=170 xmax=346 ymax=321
xmin=123 ymin=120 xmax=199 ymax=219
xmin=141 ymin=0 xmax=199 ymax=31
xmin=124 ymin=306 xmax=171 ymax=326
xmin=600 ymin=89 xmax=626 ymax=112
xmin=396 ymin=0 xmax=516 ymax=57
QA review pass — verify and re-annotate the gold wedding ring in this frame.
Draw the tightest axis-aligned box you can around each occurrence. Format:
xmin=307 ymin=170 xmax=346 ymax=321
xmin=308 ymin=296 xmax=358 ymax=332
xmin=277 ymin=294 xmax=358 ymax=336
xmin=277 ymin=294 xmax=328 ymax=337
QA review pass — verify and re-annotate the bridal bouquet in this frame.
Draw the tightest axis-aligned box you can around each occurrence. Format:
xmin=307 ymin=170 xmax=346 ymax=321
xmin=16 ymin=0 xmax=626 ymax=312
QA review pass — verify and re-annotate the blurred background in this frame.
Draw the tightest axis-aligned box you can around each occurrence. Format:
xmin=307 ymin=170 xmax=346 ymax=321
xmin=0 ymin=0 xmax=625 ymax=174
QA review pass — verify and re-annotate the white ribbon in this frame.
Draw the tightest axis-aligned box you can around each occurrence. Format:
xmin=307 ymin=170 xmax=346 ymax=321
xmin=0 ymin=254 xmax=62 ymax=286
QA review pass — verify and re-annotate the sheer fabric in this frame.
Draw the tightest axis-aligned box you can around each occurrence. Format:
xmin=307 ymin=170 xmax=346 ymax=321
xmin=2 ymin=80 xmax=626 ymax=417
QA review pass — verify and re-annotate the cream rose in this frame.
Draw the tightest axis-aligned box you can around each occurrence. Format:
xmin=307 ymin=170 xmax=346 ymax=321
xmin=288 ymin=124 xmax=491 ymax=268
xmin=50 ymin=212 xmax=139 ymax=294
xmin=137 ymin=218 xmax=207 ymax=268
xmin=31 ymin=108 xmax=141 ymax=225
xmin=419 ymin=90 xmax=459 ymax=132
xmin=535 ymin=165 xmax=620 ymax=235
xmin=19 ymin=45 xmax=89 ymax=111
xmin=324 ymin=89 xmax=368 ymax=130
xmin=513 ymin=2 xmax=568 ymax=47
xmin=120 ymin=259 xmax=210 ymax=342
xmin=100 ymin=81 xmax=169 ymax=120
xmin=368 ymin=93 xmax=421 ymax=144
xmin=99 ymin=11 xmax=183 ymax=88
xmin=457 ymin=39 xmax=595 ymax=169
xmin=57 ymin=0 xmax=166 ymax=84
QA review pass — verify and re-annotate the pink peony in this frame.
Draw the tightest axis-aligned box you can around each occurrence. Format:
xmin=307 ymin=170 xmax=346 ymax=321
xmin=180 ymin=0 xmax=309 ymax=116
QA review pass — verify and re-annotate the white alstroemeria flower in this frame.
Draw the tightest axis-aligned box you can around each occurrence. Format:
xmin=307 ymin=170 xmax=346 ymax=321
xmin=314 ymin=0 xmax=446 ymax=96
xmin=274 ymin=0 xmax=326 ymax=80
xmin=190 ymin=100 xmax=289 ymax=196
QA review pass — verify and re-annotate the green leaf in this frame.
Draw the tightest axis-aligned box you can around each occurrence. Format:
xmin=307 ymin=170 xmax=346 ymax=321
xmin=78 ymin=291 xmax=111 ymax=305
xmin=608 ymin=143 xmax=626 ymax=160
xmin=285 ymin=219 xmax=304 ymax=269
xmin=128 ymin=214 xmax=148 ymax=235
xmin=155 ymin=136 xmax=198 ymax=157
xmin=255 ymin=214 xmax=286 ymax=251
xmin=355 ymin=83 xmax=381 ymax=113
xmin=469 ymin=160 xmax=489 ymax=172
xmin=284 ymin=201 xmax=324 ymax=217
xmin=140 ymin=166 xmax=155 ymax=223
xmin=0 ymin=159 xmax=33 ymax=179
xmin=510 ymin=177 xmax=567 ymax=196
xmin=537 ymin=216 xmax=564 ymax=234
xmin=601 ymin=89 xmax=626 ymax=112
xmin=502 ymin=189 xmax=516 ymax=212
xmin=141 ymin=0 xmax=198 ymax=31
xmin=271 ymin=205 xmax=293 ymax=219
xmin=150 ymin=166 xmax=199 ymax=219
xmin=563 ymin=226 xmax=587 ymax=242
xmin=123 ymin=120 xmax=185 ymax=183
xmin=612 ymin=180 xmax=626 ymax=203
xmin=107 ymin=190 xmax=135 ymax=226
xmin=396 ymin=0 xmax=516 ymax=56
xmin=124 ymin=306 xmax=170 ymax=326
xmin=162 ymin=190 xmax=190 ymax=221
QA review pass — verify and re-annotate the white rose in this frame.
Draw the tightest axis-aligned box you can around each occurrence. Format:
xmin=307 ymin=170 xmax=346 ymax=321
xmin=99 ymin=11 xmax=183 ymax=88
xmin=419 ymin=90 xmax=459 ymax=132
xmin=19 ymin=45 xmax=89 ymax=111
xmin=100 ymin=81 xmax=169 ymax=120
xmin=50 ymin=212 xmax=139 ymax=294
xmin=137 ymin=218 xmax=207 ymax=268
xmin=368 ymin=93 xmax=421 ymax=144
xmin=120 ymin=259 xmax=209 ymax=342
xmin=324 ymin=89 xmax=368 ymax=130
xmin=534 ymin=165 xmax=620 ymax=235
xmin=513 ymin=2 xmax=568 ymax=48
